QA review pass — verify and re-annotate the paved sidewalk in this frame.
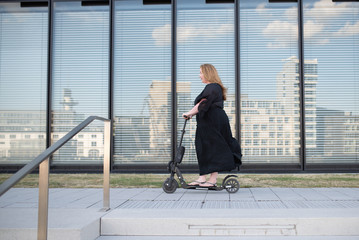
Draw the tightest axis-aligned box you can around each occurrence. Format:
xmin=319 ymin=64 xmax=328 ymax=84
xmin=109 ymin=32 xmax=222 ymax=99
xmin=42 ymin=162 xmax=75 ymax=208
xmin=1 ymin=187 xmax=359 ymax=209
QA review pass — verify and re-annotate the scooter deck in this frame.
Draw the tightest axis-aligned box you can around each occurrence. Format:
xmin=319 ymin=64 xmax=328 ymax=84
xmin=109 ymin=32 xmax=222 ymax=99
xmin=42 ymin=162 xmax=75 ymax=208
xmin=184 ymin=184 xmax=223 ymax=191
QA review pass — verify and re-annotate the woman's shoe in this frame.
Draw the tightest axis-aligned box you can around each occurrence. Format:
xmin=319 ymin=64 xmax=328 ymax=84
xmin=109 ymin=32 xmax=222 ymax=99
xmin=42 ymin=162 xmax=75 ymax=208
xmin=199 ymin=181 xmax=217 ymax=188
xmin=188 ymin=180 xmax=206 ymax=187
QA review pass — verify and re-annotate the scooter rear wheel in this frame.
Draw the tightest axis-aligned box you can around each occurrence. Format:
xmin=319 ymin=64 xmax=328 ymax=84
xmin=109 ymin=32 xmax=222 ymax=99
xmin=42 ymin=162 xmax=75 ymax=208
xmin=162 ymin=178 xmax=178 ymax=194
xmin=224 ymin=178 xmax=240 ymax=193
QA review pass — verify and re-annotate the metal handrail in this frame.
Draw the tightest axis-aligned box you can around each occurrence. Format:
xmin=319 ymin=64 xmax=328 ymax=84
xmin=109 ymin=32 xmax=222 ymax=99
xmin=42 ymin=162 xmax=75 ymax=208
xmin=0 ymin=116 xmax=111 ymax=240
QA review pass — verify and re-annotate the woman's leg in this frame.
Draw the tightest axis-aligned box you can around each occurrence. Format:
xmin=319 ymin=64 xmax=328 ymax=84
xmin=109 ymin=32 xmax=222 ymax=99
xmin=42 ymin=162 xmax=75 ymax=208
xmin=199 ymin=172 xmax=218 ymax=187
xmin=208 ymin=172 xmax=218 ymax=184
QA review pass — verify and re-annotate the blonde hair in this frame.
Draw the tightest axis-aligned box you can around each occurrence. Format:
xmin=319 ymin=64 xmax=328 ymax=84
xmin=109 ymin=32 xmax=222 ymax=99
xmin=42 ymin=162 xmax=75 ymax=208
xmin=200 ymin=64 xmax=227 ymax=100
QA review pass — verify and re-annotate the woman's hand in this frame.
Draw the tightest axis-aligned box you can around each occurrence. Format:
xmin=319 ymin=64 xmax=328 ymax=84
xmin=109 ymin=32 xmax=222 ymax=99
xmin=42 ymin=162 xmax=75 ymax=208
xmin=182 ymin=113 xmax=192 ymax=119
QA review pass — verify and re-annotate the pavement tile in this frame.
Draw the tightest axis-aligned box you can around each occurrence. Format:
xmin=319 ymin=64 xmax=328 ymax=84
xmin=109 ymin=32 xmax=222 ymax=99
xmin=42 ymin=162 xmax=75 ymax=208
xmin=250 ymin=188 xmax=280 ymax=201
xmin=315 ymin=188 xmax=356 ymax=201
xmin=271 ymin=188 xmax=306 ymax=201
xmin=291 ymin=188 xmax=329 ymax=201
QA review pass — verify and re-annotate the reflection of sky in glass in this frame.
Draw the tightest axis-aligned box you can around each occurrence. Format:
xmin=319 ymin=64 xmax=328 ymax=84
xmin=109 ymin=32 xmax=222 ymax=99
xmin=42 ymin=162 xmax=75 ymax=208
xmin=303 ymin=0 xmax=359 ymax=114
xmin=114 ymin=0 xmax=171 ymax=116
xmin=0 ymin=3 xmax=47 ymax=111
xmin=239 ymin=0 xmax=358 ymax=113
xmin=0 ymin=0 xmax=358 ymax=114
xmin=52 ymin=1 xmax=109 ymax=117
xmin=240 ymin=0 xmax=298 ymax=101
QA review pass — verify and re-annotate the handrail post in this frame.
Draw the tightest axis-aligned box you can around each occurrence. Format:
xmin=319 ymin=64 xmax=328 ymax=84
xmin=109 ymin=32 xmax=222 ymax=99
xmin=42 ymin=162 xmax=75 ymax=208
xmin=102 ymin=120 xmax=111 ymax=211
xmin=37 ymin=158 xmax=50 ymax=240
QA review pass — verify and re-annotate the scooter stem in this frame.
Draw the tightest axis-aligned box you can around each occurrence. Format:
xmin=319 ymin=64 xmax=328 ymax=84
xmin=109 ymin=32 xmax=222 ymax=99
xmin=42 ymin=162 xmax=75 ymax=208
xmin=178 ymin=118 xmax=188 ymax=147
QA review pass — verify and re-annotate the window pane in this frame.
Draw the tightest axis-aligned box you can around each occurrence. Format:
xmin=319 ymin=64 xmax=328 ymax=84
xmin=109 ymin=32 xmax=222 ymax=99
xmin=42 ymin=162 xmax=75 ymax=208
xmin=177 ymin=0 xmax=235 ymax=165
xmin=240 ymin=0 xmax=300 ymax=164
xmin=0 ymin=3 xmax=47 ymax=164
xmin=113 ymin=0 xmax=171 ymax=166
xmin=52 ymin=1 xmax=109 ymax=164
xmin=303 ymin=0 xmax=359 ymax=164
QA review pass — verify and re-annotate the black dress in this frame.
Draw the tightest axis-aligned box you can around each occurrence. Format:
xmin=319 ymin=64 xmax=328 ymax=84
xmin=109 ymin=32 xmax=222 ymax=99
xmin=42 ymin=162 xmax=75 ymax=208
xmin=194 ymin=83 xmax=242 ymax=175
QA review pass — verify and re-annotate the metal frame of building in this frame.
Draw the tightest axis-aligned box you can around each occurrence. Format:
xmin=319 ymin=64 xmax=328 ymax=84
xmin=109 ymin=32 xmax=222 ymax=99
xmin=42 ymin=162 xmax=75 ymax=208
xmin=0 ymin=0 xmax=358 ymax=173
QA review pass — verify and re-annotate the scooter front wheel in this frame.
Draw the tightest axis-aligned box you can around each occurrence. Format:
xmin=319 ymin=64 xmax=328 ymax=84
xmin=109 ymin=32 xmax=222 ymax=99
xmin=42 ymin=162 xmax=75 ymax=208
xmin=162 ymin=178 xmax=178 ymax=194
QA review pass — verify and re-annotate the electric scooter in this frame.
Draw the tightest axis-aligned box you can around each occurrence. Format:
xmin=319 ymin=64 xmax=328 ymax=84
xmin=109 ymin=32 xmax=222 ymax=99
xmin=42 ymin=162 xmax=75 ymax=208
xmin=162 ymin=117 xmax=240 ymax=194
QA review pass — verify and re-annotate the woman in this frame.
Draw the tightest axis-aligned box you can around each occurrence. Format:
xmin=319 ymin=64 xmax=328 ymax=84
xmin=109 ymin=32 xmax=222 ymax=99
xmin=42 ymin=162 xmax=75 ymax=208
xmin=183 ymin=64 xmax=242 ymax=188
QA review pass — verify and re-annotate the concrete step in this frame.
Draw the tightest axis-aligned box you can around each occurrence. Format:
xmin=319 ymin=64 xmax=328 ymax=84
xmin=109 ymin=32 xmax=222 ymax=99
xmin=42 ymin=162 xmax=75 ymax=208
xmin=1 ymin=188 xmax=359 ymax=239
xmin=0 ymin=208 xmax=107 ymax=240
xmin=100 ymin=208 xmax=359 ymax=237
xmin=96 ymin=237 xmax=359 ymax=240
xmin=3 ymin=207 xmax=359 ymax=240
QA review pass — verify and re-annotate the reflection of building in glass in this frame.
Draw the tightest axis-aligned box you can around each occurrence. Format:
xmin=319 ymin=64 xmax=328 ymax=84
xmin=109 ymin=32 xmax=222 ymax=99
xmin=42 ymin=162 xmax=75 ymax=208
xmin=343 ymin=113 xmax=359 ymax=155
xmin=114 ymin=81 xmax=193 ymax=164
xmin=113 ymin=115 xmax=150 ymax=163
xmin=0 ymin=110 xmax=46 ymax=163
xmin=0 ymin=89 xmax=105 ymax=164
xmin=148 ymin=81 xmax=192 ymax=160
xmin=52 ymin=89 xmax=105 ymax=163
xmin=241 ymin=95 xmax=299 ymax=159
xmin=149 ymin=81 xmax=182 ymax=150
xmin=241 ymin=57 xmax=317 ymax=162
xmin=59 ymin=88 xmax=78 ymax=112
xmin=1 ymin=70 xmax=358 ymax=166
xmin=225 ymin=93 xmax=236 ymax=134
xmin=303 ymin=58 xmax=318 ymax=150
xmin=314 ymin=108 xmax=359 ymax=162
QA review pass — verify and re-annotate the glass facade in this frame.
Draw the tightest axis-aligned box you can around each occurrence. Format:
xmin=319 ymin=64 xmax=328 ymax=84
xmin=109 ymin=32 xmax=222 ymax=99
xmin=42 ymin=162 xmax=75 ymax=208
xmin=0 ymin=0 xmax=358 ymax=172
xmin=0 ymin=2 xmax=48 ymax=164
xmin=52 ymin=1 xmax=109 ymax=164
xmin=303 ymin=0 xmax=359 ymax=164
xmin=113 ymin=0 xmax=171 ymax=166
xmin=240 ymin=0 xmax=300 ymax=164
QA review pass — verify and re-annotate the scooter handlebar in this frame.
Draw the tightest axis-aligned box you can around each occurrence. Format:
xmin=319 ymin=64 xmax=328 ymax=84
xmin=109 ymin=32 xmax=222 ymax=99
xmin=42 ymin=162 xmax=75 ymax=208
xmin=183 ymin=115 xmax=191 ymax=120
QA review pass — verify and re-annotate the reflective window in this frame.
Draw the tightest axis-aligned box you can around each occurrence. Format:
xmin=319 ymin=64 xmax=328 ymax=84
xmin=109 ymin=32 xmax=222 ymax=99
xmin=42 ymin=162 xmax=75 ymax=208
xmin=240 ymin=0 xmax=300 ymax=164
xmin=0 ymin=2 xmax=48 ymax=164
xmin=177 ymin=0 xmax=235 ymax=164
xmin=52 ymin=1 xmax=109 ymax=164
xmin=303 ymin=0 xmax=359 ymax=164
xmin=113 ymin=0 xmax=171 ymax=165
xmin=0 ymin=0 xmax=358 ymax=171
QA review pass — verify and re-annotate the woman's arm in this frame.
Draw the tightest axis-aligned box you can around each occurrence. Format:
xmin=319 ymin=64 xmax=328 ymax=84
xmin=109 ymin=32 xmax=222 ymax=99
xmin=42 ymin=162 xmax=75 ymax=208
xmin=183 ymin=99 xmax=206 ymax=119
